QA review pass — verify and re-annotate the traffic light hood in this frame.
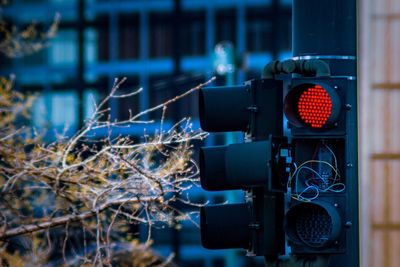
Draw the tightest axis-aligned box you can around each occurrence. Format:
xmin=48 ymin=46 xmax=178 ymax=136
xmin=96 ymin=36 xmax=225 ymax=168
xmin=200 ymin=141 xmax=272 ymax=191
xmin=199 ymin=85 xmax=250 ymax=132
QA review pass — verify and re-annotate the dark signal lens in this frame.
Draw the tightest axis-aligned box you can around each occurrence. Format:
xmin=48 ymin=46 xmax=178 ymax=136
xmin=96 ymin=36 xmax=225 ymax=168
xmin=285 ymin=201 xmax=342 ymax=248
xmin=297 ymin=85 xmax=333 ymax=128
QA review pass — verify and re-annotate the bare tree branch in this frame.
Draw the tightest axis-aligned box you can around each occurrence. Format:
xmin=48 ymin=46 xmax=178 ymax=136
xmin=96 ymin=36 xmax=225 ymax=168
xmin=0 ymin=196 xmax=160 ymax=240
xmin=0 ymin=76 xmax=213 ymax=266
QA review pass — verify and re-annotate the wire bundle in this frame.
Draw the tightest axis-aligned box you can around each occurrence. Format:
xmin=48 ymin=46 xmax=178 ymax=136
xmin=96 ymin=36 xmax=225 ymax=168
xmin=287 ymin=145 xmax=345 ymax=202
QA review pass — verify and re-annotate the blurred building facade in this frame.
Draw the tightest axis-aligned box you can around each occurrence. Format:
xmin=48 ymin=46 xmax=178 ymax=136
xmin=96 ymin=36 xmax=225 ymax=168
xmin=1 ymin=0 xmax=291 ymax=266
xmin=360 ymin=0 xmax=400 ymax=266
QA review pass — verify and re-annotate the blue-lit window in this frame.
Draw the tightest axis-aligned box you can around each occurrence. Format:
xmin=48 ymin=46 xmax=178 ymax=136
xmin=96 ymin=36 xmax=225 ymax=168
xmin=32 ymin=89 xmax=99 ymax=134
xmin=49 ymin=30 xmax=78 ymax=66
xmin=149 ymin=74 xmax=173 ymax=120
xmin=150 ymin=13 xmax=173 ymax=58
xmin=32 ymin=93 xmax=49 ymax=130
xmin=83 ymin=89 xmax=99 ymax=120
xmin=181 ymin=11 xmax=205 ymax=56
xmin=114 ymin=76 xmax=140 ymax=120
xmin=84 ymin=28 xmax=99 ymax=82
xmin=51 ymin=91 xmax=78 ymax=129
xmin=85 ymin=28 xmax=98 ymax=64
xmin=173 ymin=73 xmax=204 ymax=119
xmin=246 ymin=6 xmax=291 ymax=53
xmin=32 ymin=90 xmax=77 ymax=133
xmin=119 ymin=14 xmax=140 ymax=59
xmin=16 ymin=0 xmax=77 ymax=21
xmin=149 ymin=74 xmax=172 ymax=105
xmin=246 ymin=9 xmax=273 ymax=52
xmin=17 ymin=46 xmax=47 ymax=67
xmin=95 ymin=15 xmax=110 ymax=61
xmin=216 ymin=9 xmax=236 ymax=45
xmin=149 ymin=73 xmax=203 ymax=121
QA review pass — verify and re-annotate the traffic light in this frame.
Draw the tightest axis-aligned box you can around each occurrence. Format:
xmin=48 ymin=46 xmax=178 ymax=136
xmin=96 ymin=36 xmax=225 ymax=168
xmin=198 ymin=78 xmax=288 ymax=256
xmin=283 ymin=77 xmax=358 ymax=256
xmin=198 ymin=62 xmax=358 ymax=263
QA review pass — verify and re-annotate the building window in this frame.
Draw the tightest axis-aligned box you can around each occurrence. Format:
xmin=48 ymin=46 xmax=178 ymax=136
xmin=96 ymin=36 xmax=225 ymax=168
xmin=118 ymin=14 xmax=139 ymax=60
xmin=216 ymin=9 xmax=236 ymax=45
xmin=181 ymin=11 xmax=206 ymax=56
xmin=95 ymin=15 xmax=109 ymax=61
xmin=149 ymin=13 xmax=173 ymax=58
xmin=84 ymin=28 xmax=100 ymax=82
xmin=115 ymin=76 xmax=140 ymax=121
xmin=32 ymin=89 xmax=102 ymax=134
xmin=246 ymin=9 xmax=273 ymax=53
xmin=32 ymin=90 xmax=78 ymax=133
xmin=83 ymin=89 xmax=99 ymax=120
xmin=173 ymin=73 xmax=204 ymax=119
xmin=149 ymin=74 xmax=174 ymax=120
xmin=49 ymin=29 xmax=78 ymax=66
xmin=149 ymin=73 xmax=204 ymax=121
xmin=50 ymin=91 xmax=77 ymax=131
xmin=32 ymin=92 xmax=48 ymax=129
xmin=17 ymin=37 xmax=47 ymax=66
xmin=246 ymin=7 xmax=292 ymax=53
xmin=85 ymin=28 xmax=98 ymax=64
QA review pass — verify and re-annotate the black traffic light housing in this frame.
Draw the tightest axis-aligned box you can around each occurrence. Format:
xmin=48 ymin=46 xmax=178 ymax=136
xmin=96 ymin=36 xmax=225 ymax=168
xmin=198 ymin=78 xmax=288 ymax=257
xmin=283 ymin=77 xmax=358 ymax=256
xmin=284 ymin=78 xmax=354 ymax=136
xmin=198 ymin=64 xmax=358 ymax=264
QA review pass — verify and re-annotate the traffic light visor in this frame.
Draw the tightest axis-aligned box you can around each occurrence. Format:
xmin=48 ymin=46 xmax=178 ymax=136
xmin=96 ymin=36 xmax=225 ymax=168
xmin=284 ymin=83 xmax=341 ymax=129
xmin=200 ymin=141 xmax=271 ymax=191
xmin=199 ymin=85 xmax=250 ymax=132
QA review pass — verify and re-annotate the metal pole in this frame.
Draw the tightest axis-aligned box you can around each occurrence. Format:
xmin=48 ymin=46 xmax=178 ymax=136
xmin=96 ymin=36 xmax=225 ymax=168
xmin=292 ymin=0 xmax=357 ymax=77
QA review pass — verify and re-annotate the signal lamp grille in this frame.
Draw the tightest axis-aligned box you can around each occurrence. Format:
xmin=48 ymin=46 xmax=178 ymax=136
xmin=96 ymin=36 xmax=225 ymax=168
xmin=297 ymin=85 xmax=333 ymax=128
xmin=284 ymin=82 xmax=341 ymax=129
xmin=285 ymin=201 xmax=342 ymax=249
xmin=295 ymin=205 xmax=333 ymax=247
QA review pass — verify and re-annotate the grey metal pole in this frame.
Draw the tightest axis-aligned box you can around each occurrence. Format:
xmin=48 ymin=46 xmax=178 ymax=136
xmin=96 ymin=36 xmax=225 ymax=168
xmin=292 ymin=0 xmax=357 ymax=78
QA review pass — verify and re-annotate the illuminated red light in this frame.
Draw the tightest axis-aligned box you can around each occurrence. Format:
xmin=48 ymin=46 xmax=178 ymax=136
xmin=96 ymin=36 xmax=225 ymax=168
xmin=297 ymin=85 xmax=333 ymax=128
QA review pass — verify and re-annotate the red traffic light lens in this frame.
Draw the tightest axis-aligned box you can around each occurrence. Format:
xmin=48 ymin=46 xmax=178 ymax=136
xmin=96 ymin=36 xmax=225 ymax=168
xmin=284 ymin=83 xmax=341 ymax=129
xmin=297 ymin=85 xmax=333 ymax=128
